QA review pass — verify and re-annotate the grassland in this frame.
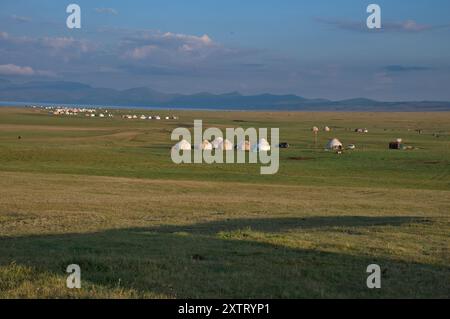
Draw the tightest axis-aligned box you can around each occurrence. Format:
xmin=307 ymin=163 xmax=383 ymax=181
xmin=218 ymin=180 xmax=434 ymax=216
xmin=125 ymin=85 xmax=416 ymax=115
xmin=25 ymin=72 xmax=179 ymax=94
xmin=0 ymin=106 xmax=449 ymax=298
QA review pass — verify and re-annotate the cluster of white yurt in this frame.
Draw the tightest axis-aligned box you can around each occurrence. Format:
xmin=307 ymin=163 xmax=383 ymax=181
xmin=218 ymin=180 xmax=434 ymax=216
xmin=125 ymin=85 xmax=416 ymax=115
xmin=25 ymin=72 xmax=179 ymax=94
xmin=123 ymin=114 xmax=177 ymax=120
xmin=172 ymin=138 xmax=273 ymax=152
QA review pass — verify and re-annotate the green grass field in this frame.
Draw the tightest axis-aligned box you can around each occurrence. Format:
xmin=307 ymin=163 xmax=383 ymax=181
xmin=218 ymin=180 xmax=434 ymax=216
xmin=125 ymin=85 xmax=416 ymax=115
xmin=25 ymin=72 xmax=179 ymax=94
xmin=0 ymin=106 xmax=449 ymax=298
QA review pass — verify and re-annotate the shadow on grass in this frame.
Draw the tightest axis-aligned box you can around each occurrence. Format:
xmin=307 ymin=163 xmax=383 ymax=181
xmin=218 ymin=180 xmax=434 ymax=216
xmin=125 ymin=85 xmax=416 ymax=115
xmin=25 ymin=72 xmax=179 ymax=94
xmin=149 ymin=215 xmax=426 ymax=234
xmin=0 ymin=216 xmax=448 ymax=298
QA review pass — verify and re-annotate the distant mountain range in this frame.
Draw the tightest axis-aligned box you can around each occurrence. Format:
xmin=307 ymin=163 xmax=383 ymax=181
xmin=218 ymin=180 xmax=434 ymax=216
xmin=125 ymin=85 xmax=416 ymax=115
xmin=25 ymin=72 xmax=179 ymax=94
xmin=1 ymin=79 xmax=449 ymax=111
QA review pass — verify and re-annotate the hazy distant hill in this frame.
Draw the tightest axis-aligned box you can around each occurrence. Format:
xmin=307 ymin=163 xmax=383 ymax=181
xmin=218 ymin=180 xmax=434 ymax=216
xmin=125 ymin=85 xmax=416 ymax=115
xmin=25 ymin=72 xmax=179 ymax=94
xmin=1 ymin=79 xmax=449 ymax=111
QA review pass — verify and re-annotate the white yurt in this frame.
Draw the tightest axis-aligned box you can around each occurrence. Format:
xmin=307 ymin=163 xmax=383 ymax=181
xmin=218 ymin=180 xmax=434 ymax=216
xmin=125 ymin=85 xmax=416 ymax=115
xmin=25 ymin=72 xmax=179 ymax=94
xmin=218 ymin=139 xmax=234 ymax=150
xmin=252 ymin=138 xmax=271 ymax=152
xmin=325 ymin=138 xmax=343 ymax=150
xmin=211 ymin=137 xmax=224 ymax=149
xmin=236 ymin=140 xmax=251 ymax=151
xmin=195 ymin=139 xmax=213 ymax=150
xmin=172 ymin=139 xmax=192 ymax=151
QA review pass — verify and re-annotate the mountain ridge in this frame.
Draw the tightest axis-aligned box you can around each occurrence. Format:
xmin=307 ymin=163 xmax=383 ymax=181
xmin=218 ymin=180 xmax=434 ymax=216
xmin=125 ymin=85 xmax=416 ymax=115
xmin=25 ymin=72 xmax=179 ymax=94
xmin=0 ymin=79 xmax=449 ymax=111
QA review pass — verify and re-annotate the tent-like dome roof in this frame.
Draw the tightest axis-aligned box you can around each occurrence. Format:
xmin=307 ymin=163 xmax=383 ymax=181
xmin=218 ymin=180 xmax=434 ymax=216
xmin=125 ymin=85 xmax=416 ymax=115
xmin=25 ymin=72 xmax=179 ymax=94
xmin=211 ymin=137 xmax=223 ymax=149
xmin=252 ymin=138 xmax=271 ymax=152
xmin=325 ymin=138 xmax=343 ymax=150
xmin=236 ymin=140 xmax=251 ymax=151
xmin=195 ymin=139 xmax=213 ymax=150
xmin=217 ymin=139 xmax=233 ymax=150
xmin=172 ymin=139 xmax=191 ymax=151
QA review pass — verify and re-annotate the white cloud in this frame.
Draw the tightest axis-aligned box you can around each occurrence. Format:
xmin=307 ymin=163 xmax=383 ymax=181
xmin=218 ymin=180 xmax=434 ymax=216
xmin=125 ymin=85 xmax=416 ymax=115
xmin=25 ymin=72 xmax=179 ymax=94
xmin=316 ymin=17 xmax=437 ymax=33
xmin=10 ymin=15 xmax=32 ymax=23
xmin=0 ymin=64 xmax=34 ymax=76
xmin=0 ymin=31 xmax=95 ymax=58
xmin=95 ymin=8 xmax=118 ymax=15
xmin=0 ymin=31 xmax=9 ymax=40
xmin=0 ymin=64 xmax=56 ymax=77
xmin=123 ymin=31 xmax=217 ymax=60
xmin=394 ymin=20 xmax=431 ymax=32
xmin=40 ymin=37 xmax=92 ymax=53
xmin=161 ymin=32 xmax=213 ymax=45
xmin=126 ymin=45 xmax=158 ymax=59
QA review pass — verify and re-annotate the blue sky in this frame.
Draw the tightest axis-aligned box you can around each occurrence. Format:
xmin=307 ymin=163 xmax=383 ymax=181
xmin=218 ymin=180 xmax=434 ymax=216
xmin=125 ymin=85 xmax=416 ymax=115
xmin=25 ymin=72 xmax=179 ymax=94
xmin=0 ymin=0 xmax=449 ymax=100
